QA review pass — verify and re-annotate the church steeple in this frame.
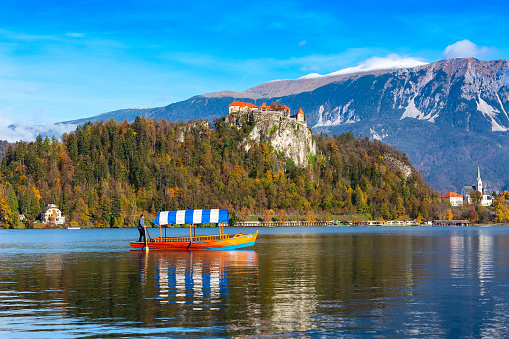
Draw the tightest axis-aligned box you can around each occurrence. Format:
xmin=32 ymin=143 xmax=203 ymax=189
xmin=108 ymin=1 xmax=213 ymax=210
xmin=477 ymin=166 xmax=483 ymax=194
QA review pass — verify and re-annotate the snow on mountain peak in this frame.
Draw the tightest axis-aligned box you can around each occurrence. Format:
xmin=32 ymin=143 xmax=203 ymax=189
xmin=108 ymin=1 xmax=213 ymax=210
xmin=298 ymin=54 xmax=428 ymax=80
xmin=298 ymin=73 xmax=322 ymax=80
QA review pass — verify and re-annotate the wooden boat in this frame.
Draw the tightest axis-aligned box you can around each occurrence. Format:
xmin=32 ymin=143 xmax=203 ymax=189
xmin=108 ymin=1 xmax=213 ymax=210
xmin=129 ymin=209 xmax=258 ymax=250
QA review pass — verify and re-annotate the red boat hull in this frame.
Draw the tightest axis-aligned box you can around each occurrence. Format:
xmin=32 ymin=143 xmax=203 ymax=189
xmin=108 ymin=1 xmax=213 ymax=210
xmin=129 ymin=232 xmax=257 ymax=250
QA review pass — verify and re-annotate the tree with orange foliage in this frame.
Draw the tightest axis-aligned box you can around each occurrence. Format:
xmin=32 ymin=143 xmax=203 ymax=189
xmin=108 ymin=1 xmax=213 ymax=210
xmin=264 ymin=209 xmax=274 ymax=222
xmin=0 ymin=194 xmax=17 ymax=228
xmin=238 ymin=206 xmax=249 ymax=222
xmin=467 ymin=206 xmax=479 ymax=223
xmin=446 ymin=209 xmax=453 ymax=220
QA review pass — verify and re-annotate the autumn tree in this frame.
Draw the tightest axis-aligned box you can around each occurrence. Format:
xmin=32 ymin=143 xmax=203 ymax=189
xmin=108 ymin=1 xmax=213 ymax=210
xmin=0 ymin=193 xmax=18 ymax=228
xmin=446 ymin=209 xmax=453 ymax=220
xmin=0 ymin=117 xmax=440 ymax=228
xmin=470 ymin=189 xmax=482 ymax=206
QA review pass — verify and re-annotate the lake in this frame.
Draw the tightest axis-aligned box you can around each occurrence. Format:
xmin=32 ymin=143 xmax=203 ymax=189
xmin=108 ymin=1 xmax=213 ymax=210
xmin=1 ymin=226 xmax=509 ymax=338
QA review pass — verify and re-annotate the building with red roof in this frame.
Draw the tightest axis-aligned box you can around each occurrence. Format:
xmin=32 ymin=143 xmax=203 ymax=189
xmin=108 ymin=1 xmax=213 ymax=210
xmin=441 ymin=191 xmax=463 ymax=206
xmin=229 ymin=101 xmax=259 ymax=114
xmin=290 ymin=108 xmax=306 ymax=123
xmin=228 ymin=101 xmax=306 ymax=126
xmin=258 ymin=103 xmax=269 ymax=111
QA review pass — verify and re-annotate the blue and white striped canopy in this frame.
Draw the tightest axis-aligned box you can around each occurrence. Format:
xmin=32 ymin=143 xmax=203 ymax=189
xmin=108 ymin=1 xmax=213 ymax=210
xmin=154 ymin=209 xmax=229 ymax=225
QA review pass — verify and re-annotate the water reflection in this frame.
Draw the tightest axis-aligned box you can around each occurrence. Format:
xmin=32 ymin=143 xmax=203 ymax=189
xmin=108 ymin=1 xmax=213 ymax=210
xmin=478 ymin=233 xmax=494 ymax=296
xmin=449 ymin=231 xmax=496 ymax=291
xmin=450 ymin=234 xmax=465 ymax=278
xmin=130 ymin=250 xmax=258 ymax=309
xmin=2 ymin=228 xmax=509 ymax=337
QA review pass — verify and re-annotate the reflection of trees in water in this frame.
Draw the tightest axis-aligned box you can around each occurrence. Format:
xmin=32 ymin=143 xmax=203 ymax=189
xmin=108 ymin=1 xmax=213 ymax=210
xmin=254 ymin=233 xmax=418 ymax=324
xmin=3 ymin=231 xmax=509 ymax=337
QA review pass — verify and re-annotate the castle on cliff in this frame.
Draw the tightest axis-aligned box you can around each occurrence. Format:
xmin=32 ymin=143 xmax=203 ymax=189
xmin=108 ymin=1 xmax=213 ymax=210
xmin=228 ymin=101 xmax=306 ymax=125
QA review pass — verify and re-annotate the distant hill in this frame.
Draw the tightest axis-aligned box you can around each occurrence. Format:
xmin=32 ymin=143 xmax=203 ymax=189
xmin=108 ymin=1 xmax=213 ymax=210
xmin=62 ymin=58 xmax=509 ymax=193
xmin=0 ymin=118 xmax=438 ymax=227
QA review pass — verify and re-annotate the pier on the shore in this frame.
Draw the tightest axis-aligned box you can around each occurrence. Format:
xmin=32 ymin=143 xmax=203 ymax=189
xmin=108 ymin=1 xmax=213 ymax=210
xmin=235 ymin=220 xmax=336 ymax=227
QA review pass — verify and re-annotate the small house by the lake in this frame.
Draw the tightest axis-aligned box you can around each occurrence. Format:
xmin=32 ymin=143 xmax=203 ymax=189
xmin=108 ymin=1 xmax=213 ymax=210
xmin=40 ymin=204 xmax=65 ymax=224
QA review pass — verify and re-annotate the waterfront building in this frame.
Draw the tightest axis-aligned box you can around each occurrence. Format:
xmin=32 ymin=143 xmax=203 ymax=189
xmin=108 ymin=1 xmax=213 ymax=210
xmin=441 ymin=192 xmax=463 ymax=206
xmin=40 ymin=204 xmax=64 ymax=224
xmin=461 ymin=167 xmax=493 ymax=206
xmin=433 ymin=220 xmax=470 ymax=226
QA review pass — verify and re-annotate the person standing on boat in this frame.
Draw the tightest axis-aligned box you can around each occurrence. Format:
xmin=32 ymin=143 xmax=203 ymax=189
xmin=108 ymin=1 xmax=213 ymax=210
xmin=138 ymin=214 xmax=145 ymax=242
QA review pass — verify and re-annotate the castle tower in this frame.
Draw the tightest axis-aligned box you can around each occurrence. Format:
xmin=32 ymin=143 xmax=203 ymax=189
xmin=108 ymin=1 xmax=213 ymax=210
xmin=296 ymin=108 xmax=305 ymax=122
xmin=477 ymin=166 xmax=483 ymax=194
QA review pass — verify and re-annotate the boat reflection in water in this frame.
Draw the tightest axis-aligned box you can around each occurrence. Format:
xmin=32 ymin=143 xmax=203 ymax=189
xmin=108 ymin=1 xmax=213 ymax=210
xmin=131 ymin=250 xmax=258 ymax=309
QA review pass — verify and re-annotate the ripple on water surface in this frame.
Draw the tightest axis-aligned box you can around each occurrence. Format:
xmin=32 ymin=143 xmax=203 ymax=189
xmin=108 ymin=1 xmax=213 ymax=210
xmin=2 ymin=227 xmax=509 ymax=337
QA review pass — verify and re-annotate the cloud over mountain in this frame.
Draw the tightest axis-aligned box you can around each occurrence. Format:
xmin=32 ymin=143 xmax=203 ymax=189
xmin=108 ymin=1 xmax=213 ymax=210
xmin=299 ymin=54 xmax=427 ymax=79
xmin=443 ymin=40 xmax=492 ymax=59
xmin=0 ymin=115 xmax=76 ymax=142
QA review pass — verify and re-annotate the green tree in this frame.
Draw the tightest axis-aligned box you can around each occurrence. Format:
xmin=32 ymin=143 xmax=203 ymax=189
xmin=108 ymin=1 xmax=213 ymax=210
xmin=470 ymin=189 xmax=482 ymax=206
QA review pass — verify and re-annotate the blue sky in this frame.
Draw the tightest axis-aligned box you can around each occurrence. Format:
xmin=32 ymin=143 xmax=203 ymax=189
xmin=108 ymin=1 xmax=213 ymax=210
xmin=1 ymin=0 xmax=509 ymax=140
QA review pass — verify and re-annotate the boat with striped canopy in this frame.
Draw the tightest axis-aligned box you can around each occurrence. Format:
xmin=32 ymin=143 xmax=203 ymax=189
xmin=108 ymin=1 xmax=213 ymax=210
xmin=129 ymin=209 xmax=258 ymax=250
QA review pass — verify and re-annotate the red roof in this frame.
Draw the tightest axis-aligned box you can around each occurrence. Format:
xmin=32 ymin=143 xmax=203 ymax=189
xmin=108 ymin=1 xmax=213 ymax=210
xmin=297 ymin=108 xmax=304 ymax=114
xmin=441 ymin=192 xmax=462 ymax=198
xmin=260 ymin=103 xmax=268 ymax=108
xmin=229 ymin=101 xmax=258 ymax=108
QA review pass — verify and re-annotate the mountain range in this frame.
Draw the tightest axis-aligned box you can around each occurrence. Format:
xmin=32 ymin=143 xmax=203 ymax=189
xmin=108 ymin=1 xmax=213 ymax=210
xmin=65 ymin=58 xmax=509 ymax=194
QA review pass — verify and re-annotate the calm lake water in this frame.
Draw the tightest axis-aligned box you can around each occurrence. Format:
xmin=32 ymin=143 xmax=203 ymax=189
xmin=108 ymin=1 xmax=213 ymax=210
xmin=1 ymin=226 xmax=509 ymax=338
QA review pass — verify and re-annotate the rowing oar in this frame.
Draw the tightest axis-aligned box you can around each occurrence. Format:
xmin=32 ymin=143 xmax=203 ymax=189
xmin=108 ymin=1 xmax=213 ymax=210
xmin=144 ymin=226 xmax=149 ymax=252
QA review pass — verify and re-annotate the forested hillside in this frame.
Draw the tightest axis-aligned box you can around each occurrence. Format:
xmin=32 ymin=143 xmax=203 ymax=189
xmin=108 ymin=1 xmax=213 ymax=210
xmin=66 ymin=59 xmax=509 ymax=193
xmin=0 ymin=117 xmax=439 ymax=228
xmin=0 ymin=140 xmax=12 ymax=160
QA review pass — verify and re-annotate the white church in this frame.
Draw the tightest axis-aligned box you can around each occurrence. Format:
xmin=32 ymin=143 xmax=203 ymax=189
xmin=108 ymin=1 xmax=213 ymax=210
xmin=461 ymin=167 xmax=493 ymax=206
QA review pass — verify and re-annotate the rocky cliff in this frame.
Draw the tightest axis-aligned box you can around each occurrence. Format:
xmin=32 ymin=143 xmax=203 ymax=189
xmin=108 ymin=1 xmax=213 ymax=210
xmin=310 ymin=58 xmax=509 ymax=133
xmin=225 ymin=111 xmax=316 ymax=167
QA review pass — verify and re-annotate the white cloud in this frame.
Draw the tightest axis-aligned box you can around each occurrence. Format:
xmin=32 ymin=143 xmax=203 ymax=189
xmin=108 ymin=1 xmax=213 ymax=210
xmin=443 ymin=40 xmax=492 ymax=59
xmin=298 ymin=54 xmax=428 ymax=79
xmin=0 ymin=112 xmax=76 ymax=142
xmin=298 ymin=40 xmax=306 ymax=47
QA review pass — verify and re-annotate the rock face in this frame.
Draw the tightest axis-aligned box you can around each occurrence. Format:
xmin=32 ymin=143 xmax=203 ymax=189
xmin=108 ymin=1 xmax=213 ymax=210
xmin=225 ymin=111 xmax=316 ymax=167
xmin=309 ymin=58 xmax=509 ymax=133
xmin=175 ymin=120 xmax=211 ymax=143
xmin=383 ymin=153 xmax=412 ymax=179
